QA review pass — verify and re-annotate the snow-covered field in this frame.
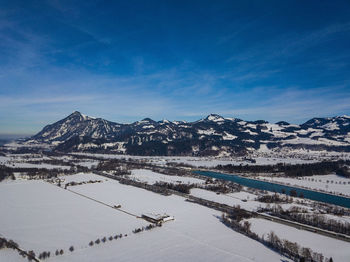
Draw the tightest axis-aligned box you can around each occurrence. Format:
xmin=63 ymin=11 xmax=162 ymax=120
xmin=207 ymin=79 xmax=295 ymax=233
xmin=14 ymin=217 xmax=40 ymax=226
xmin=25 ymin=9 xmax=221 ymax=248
xmin=259 ymin=174 xmax=350 ymax=196
xmin=190 ymin=188 xmax=310 ymax=213
xmin=4 ymin=162 xmax=71 ymax=170
xmin=41 ymin=173 xmax=290 ymax=262
xmin=0 ymin=180 xmax=148 ymax=255
xmin=2 ymin=150 xmax=349 ymax=262
xmin=0 ymin=154 xmax=71 ymax=170
xmin=0 ymin=155 xmax=11 ymax=164
xmin=247 ymin=217 xmax=350 ymax=262
xmin=129 ymin=169 xmax=205 ymax=185
xmin=72 ymin=150 xmax=350 ymax=167
xmin=60 ymin=172 xmax=104 ymax=183
xmin=191 ymin=188 xmax=263 ymax=211
xmin=74 ymin=160 xmax=99 ymax=168
xmin=0 ymin=249 xmax=25 ymax=262
xmin=71 ymin=152 xmax=319 ymax=167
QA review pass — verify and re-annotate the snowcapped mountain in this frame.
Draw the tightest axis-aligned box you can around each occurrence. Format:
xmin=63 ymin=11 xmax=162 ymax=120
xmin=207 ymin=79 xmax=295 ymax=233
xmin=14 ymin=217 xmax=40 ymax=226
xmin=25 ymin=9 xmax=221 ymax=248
xmin=24 ymin=111 xmax=350 ymax=156
xmin=32 ymin=111 xmax=124 ymax=142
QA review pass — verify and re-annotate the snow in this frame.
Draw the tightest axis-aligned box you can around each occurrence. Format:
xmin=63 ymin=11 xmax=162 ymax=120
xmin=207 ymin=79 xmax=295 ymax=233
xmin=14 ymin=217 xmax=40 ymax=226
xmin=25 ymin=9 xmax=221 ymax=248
xmin=222 ymin=132 xmax=237 ymax=140
xmin=282 ymin=137 xmax=348 ymax=146
xmin=81 ymin=113 xmax=96 ymax=120
xmin=142 ymin=125 xmax=155 ymax=129
xmin=75 ymin=160 xmax=99 ymax=168
xmin=78 ymin=142 xmax=99 ymax=149
xmin=130 ymin=169 xmax=205 ymax=185
xmin=191 ymin=188 xmax=264 ymax=212
xmin=225 ymin=117 xmax=235 ymax=121
xmin=257 ymin=144 xmax=270 ymax=153
xmin=246 ymin=124 xmax=257 ymax=129
xmin=190 ymin=188 xmax=313 ymax=214
xmin=247 ymin=217 xmax=350 ymax=262
xmin=0 ymin=155 xmax=11 ymax=164
xmin=4 ymin=162 xmax=71 ymax=170
xmin=243 ymin=129 xmax=258 ymax=135
xmin=197 ymin=128 xmax=219 ymax=135
xmin=60 ymin=172 xmax=103 ymax=183
xmin=0 ymin=180 xmax=148 ymax=253
xmin=309 ymin=130 xmax=324 ymax=138
xmin=265 ymin=127 xmax=292 ymax=138
xmin=259 ymin=174 xmax=350 ymax=196
xmin=3 ymin=167 xmax=346 ymax=262
xmin=49 ymin=174 xmax=290 ymax=262
xmin=206 ymin=114 xmax=225 ymax=122
xmin=321 ymin=122 xmax=340 ymax=131
xmin=72 ymin=152 xmax=319 ymax=167
xmin=0 ymin=249 xmax=25 ymax=262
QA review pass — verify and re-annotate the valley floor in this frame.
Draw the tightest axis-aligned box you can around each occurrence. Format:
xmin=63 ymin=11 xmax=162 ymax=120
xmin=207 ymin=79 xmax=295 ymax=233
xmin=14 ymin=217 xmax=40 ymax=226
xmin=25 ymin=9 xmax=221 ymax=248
xmin=0 ymin=174 xmax=290 ymax=262
xmin=1 ymin=152 xmax=350 ymax=262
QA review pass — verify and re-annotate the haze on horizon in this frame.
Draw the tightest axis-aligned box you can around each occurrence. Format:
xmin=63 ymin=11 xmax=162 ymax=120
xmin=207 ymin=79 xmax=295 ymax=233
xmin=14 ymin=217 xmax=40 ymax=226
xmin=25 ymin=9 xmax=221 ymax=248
xmin=1 ymin=0 xmax=350 ymax=135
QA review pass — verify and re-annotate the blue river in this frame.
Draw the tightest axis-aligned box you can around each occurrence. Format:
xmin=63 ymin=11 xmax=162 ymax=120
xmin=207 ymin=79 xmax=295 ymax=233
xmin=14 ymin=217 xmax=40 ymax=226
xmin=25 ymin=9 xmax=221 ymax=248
xmin=194 ymin=170 xmax=350 ymax=208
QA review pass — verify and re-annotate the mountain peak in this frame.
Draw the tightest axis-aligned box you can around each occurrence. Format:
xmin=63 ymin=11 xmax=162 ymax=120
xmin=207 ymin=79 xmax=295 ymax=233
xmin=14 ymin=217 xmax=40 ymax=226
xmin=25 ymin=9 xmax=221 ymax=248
xmin=204 ymin=114 xmax=225 ymax=122
xmin=71 ymin=111 xmax=82 ymax=116
xmin=276 ymin=121 xmax=290 ymax=126
xmin=140 ymin=118 xmax=156 ymax=123
xmin=66 ymin=111 xmax=94 ymax=121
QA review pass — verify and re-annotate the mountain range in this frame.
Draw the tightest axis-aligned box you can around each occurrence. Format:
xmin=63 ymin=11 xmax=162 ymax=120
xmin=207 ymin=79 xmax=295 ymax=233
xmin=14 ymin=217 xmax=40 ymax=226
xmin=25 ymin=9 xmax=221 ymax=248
xmin=22 ymin=111 xmax=350 ymax=156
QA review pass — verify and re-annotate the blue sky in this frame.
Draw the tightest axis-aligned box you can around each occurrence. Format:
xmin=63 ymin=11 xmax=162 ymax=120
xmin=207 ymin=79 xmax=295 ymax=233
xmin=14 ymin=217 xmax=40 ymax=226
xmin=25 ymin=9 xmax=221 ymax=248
xmin=1 ymin=0 xmax=350 ymax=135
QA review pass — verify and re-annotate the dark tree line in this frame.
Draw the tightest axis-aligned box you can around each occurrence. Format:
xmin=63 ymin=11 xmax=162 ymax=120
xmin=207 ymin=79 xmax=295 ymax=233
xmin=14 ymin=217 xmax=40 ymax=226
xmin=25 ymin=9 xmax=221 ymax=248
xmin=198 ymin=180 xmax=242 ymax=194
xmin=0 ymin=237 xmax=38 ymax=261
xmin=256 ymin=193 xmax=292 ymax=203
xmin=154 ymin=181 xmax=194 ymax=194
xmin=0 ymin=237 xmax=19 ymax=250
xmin=64 ymin=179 xmax=102 ymax=189
xmin=336 ymin=166 xmax=350 ymax=178
xmin=0 ymin=165 xmax=15 ymax=181
xmin=133 ymin=223 xmax=160 ymax=234
xmin=117 ymin=176 xmax=172 ymax=195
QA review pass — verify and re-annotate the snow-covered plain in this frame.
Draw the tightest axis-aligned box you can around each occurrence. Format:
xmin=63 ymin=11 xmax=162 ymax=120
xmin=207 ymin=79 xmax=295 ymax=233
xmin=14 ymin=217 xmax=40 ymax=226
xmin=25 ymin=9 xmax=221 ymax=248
xmin=2 ymin=148 xmax=349 ymax=262
xmin=0 ymin=249 xmax=25 ymax=262
xmin=130 ymin=169 xmax=205 ymax=185
xmin=72 ymin=152 xmax=321 ymax=167
xmin=191 ymin=188 xmax=263 ymax=212
xmin=0 ymin=154 xmax=71 ymax=170
xmin=44 ymin=173 xmax=291 ymax=262
xmin=0 ymin=180 xmax=148 ymax=255
xmin=259 ymin=174 xmax=350 ymax=196
xmin=247 ymin=218 xmax=349 ymax=262
xmin=190 ymin=188 xmax=310 ymax=213
xmin=60 ymin=172 xmax=103 ymax=183
xmin=3 ymin=162 xmax=71 ymax=170
xmin=74 ymin=160 xmax=99 ymax=168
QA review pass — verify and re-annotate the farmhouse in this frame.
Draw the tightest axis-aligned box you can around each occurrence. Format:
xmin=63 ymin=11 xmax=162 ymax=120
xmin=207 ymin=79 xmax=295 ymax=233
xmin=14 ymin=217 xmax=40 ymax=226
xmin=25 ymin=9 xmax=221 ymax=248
xmin=141 ymin=213 xmax=174 ymax=223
